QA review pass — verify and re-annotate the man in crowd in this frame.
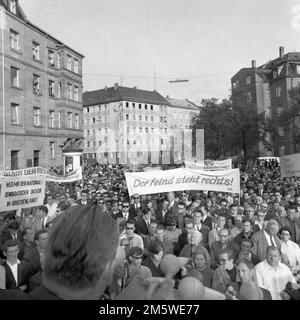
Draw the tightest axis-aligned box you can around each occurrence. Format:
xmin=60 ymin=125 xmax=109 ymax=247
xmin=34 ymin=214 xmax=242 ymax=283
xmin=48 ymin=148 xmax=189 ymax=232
xmin=119 ymin=220 xmax=144 ymax=251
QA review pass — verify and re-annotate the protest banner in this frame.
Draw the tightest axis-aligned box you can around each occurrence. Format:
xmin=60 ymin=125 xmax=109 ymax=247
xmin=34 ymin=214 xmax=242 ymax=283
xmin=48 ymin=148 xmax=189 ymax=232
xmin=0 ymin=168 xmax=46 ymax=212
xmin=280 ymin=153 xmax=300 ymax=178
xmin=125 ymin=168 xmax=240 ymax=196
xmin=0 ymin=167 xmax=82 ymax=183
xmin=185 ymin=159 xmax=232 ymax=171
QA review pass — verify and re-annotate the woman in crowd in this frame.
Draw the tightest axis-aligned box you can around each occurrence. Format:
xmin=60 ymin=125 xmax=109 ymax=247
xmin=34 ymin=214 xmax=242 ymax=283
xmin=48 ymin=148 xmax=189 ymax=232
xmin=141 ymin=238 xmax=164 ymax=277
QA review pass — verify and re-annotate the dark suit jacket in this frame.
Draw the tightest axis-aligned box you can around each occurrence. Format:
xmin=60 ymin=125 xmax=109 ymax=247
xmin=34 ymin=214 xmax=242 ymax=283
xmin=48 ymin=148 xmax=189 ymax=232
xmin=202 ymin=216 xmax=213 ymax=230
xmin=3 ymin=261 xmax=31 ymax=289
xmin=210 ymin=241 xmax=240 ymax=270
xmin=1 ymin=230 xmax=23 ymax=246
xmin=174 ymin=233 xmax=189 ymax=256
xmin=76 ymin=199 xmax=94 ymax=206
xmin=23 ymin=247 xmax=41 ymax=277
xmin=251 ymin=230 xmax=281 ymax=261
xmin=195 ymin=224 xmax=210 ymax=248
xmin=135 ymin=217 xmax=151 ymax=236
xmin=155 ymin=208 xmax=172 ymax=226
xmin=129 ymin=204 xmax=140 ymax=220
xmin=111 ymin=210 xmax=123 ymax=220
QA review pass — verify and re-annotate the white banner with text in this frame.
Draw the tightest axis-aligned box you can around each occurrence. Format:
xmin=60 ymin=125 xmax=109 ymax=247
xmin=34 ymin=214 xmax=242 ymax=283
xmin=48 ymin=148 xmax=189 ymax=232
xmin=280 ymin=153 xmax=300 ymax=178
xmin=125 ymin=168 xmax=240 ymax=196
xmin=185 ymin=159 xmax=232 ymax=171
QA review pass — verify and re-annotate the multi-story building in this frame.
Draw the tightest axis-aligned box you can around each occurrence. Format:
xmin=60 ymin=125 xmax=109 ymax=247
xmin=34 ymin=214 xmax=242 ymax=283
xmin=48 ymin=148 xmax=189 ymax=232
xmin=82 ymin=84 xmax=200 ymax=166
xmin=231 ymin=46 xmax=300 ymax=156
xmin=0 ymin=0 xmax=84 ymax=170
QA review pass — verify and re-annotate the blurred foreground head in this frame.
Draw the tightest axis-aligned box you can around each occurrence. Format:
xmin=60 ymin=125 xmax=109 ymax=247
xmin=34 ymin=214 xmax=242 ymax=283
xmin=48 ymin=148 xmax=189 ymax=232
xmin=43 ymin=205 xmax=119 ymax=300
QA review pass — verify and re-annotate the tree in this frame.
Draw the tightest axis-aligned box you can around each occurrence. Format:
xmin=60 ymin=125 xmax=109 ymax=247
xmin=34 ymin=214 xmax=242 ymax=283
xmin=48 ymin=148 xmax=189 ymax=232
xmin=277 ymin=83 xmax=300 ymax=153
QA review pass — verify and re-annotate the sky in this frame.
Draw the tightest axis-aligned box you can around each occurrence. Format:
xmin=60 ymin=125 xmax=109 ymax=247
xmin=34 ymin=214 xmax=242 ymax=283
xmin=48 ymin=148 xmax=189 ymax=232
xmin=21 ymin=0 xmax=300 ymax=105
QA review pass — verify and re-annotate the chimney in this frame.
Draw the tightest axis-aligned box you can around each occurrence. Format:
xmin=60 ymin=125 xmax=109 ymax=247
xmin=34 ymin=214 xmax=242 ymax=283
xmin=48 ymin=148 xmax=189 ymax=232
xmin=166 ymin=95 xmax=170 ymax=99
xmin=104 ymin=86 xmax=108 ymax=91
xmin=279 ymin=46 xmax=284 ymax=58
xmin=114 ymin=83 xmax=118 ymax=90
xmin=251 ymin=60 xmax=256 ymax=68
xmin=133 ymin=86 xmax=137 ymax=90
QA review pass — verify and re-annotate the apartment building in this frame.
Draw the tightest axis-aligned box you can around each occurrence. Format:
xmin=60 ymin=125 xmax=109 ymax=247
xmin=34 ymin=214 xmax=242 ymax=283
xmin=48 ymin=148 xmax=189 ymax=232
xmin=231 ymin=46 xmax=300 ymax=156
xmin=0 ymin=0 xmax=84 ymax=170
xmin=83 ymin=84 xmax=200 ymax=165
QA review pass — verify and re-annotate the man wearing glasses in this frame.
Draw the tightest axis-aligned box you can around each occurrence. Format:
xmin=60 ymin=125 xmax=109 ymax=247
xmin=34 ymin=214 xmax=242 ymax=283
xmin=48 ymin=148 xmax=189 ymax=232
xmin=119 ymin=220 xmax=144 ymax=251
xmin=129 ymin=194 xmax=141 ymax=219
xmin=121 ymin=200 xmax=131 ymax=221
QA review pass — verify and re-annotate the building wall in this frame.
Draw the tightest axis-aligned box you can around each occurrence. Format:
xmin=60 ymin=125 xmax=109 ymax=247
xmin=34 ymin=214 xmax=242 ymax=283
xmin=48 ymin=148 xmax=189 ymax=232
xmin=0 ymin=7 xmax=83 ymax=170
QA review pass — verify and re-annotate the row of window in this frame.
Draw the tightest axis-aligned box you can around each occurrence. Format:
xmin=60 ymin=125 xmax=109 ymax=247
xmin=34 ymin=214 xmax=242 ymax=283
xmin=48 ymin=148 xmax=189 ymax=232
xmin=11 ymin=104 xmax=79 ymax=129
xmin=10 ymin=30 xmax=80 ymax=74
xmin=85 ymin=139 xmax=169 ymax=148
xmin=84 ymin=103 xmax=167 ymax=113
xmin=11 ymin=66 xmax=79 ymax=101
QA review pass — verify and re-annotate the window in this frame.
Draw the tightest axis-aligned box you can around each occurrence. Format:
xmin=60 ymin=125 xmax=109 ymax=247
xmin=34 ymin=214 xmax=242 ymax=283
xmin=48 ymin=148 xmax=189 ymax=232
xmin=151 ymin=116 xmax=154 ymax=122
xmin=33 ymin=74 xmax=40 ymax=94
xmin=73 ymin=86 xmax=79 ymax=101
xmin=139 ymin=104 xmax=142 ymax=109
xmin=247 ymin=92 xmax=252 ymax=102
xmin=151 ymin=128 xmax=154 ymax=134
xmin=48 ymin=50 xmax=55 ymax=67
xmin=32 ymin=42 xmax=40 ymax=60
xmin=11 ymin=150 xmax=19 ymax=170
xmin=160 ymin=116 xmax=163 ymax=122
xmin=58 ymin=82 xmax=62 ymax=98
xmin=99 ymin=141 xmax=102 ymax=146
xmin=9 ymin=0 xmax=17 ymax=14
xmin=139 ymin=115 xmax=142 ymax=121
xmin=75 ymin=114 xmax=79 ymax=129
xmin=145 ymin=105 xmax=148 ymax=110
xmin=93 ymin=118 xmax=96 ymax=123
xmin=279 ymin=145 xmax=285 ymax=156
xmin=11 ymin=103 xmax=19 ymax=124
xmin=33 ymin=150 xmax=39 ymax=167
xmin=276 ymin=86 xmax=282 ymax=97
xmin=133 ymin=115 xmax=136 ymax=121
xmin=33 ymin=107 xmax=40 ymax=126
xmin=174 ymin=112 xmax=177 ymax=120
xmin=49 ymin=80 xmax=55 ymax=97
xmin=273 ymin=69 xmax=278 ymax=79
xmin=50 ymin=142 xmax=55 ymax=159
xmin=139 ymin=127 xmax=143 ymax=133
xmin=58 ymin=111 xmax=62 ymax=128
xmin=67 ymin=55 xmax=72 ymax=70
xmin=126 ymin=102 xmax=129 ymax=108
xmin=87 ymin=107 xmax=89 ymax=113
xmin=132 ymin=103 xmax=135 ymax=108
xmin=246 ymin=75 xmax=251 ymax=85
xmin=57 ymin=53 xmax=62 ymax=69
xmin=150 ymin=105 xmax=153 ymax=111
xmin=11 ymin=66 xmax=19 ymax=87
xmin=145 ymin=116 xmax=148 ymax=121
xmin=87 ymin=130 xmax=90 ymax=136
xmin=277 ymin=106 xmax=283 ymax=116
xmin=278 ymin=126 xmax=284 ymax=137
xmin=74 ymin=59 xmax=79 ymax=73
xmin=68 ymin=112 xmax=73 ymax=128
xmin=10 ymin=30 xmax=19 ymax=50
xmin=87 ymin=142 xmax=90 ymax=148
xmin=145 ymin=128 xmax=149 ymax=133
xmin=126 ymin=114 xmax=129 ymax=120
xmin=67 ymin=83 xmax=72 ymax=100
xmin=232 ymin=82 xmax=237 ymax=89
xmin=49 ymin=111 xmax=55 ymax=128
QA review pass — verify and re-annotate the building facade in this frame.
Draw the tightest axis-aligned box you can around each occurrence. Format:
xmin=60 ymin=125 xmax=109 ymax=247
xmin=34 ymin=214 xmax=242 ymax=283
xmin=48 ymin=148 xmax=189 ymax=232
xmin=82 ymin=84 xmax=200 ymax=166
xmin=0 ymin=0 xmax=84 ymax=171
xmin=231 ymin=47 xmax=300 ymax=156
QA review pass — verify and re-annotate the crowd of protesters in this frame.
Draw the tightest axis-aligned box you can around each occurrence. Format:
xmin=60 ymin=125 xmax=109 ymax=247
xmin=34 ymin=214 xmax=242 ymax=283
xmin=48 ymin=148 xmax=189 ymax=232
xmin=0 ymin=159 xmax=300 ymax=300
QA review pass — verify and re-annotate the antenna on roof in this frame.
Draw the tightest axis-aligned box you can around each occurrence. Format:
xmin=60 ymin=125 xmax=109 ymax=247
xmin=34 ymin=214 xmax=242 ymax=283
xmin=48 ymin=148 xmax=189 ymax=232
xmin=153 ymin=66 xmax=157 ymax=91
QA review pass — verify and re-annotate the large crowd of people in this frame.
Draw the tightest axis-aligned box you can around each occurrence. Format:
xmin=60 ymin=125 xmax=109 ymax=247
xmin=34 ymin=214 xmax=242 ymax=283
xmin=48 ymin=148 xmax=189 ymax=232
xmin=0 ymin=159 xmax=300 ymax=300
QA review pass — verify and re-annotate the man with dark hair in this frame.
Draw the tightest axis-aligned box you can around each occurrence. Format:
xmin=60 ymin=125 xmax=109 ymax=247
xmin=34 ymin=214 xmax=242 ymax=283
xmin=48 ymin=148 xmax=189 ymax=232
xmin=234 ymin=219 xmax=255 ymax=247
xmin=119 ymin=220 xmax=144 ymax=250
xmin=155 ymin=199 xmax=171 ymax=225
xmin=237 ymin=238 xmax=260 ymax=266
xmin=111 ymin=200 xmax=123 ymax=220
xmin=2 ymin=239 xmax=31 ymax=290
xmin=23 ymin=229 xmax=48 ymax=277
xmin=18 ymin=228 xmax=36 ymax=260
xmin=77 ymin=190 xmax=93 ymax=206
xmin=1 ymin=220 xmax=23 ymax=245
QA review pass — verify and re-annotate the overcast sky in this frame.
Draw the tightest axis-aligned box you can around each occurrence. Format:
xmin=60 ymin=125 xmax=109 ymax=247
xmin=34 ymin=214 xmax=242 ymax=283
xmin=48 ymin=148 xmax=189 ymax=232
xmin=21 ymin=0 xmax=300 ymax=105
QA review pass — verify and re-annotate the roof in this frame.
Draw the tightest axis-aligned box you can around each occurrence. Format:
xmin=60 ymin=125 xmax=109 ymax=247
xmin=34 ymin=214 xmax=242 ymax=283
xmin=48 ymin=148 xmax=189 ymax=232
xmin=83 ymin=85 xmax=171 ymax=107
xmin=63 ymin=138 xmax=84 ymax=153
xmin=165 ymin=97 xmax=200 ymax=111
xmin=1 ymin=0 xmax=84 ymax=58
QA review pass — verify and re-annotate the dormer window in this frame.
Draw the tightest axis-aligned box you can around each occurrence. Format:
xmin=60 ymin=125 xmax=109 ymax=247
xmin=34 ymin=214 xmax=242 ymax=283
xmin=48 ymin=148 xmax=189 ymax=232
xmin=9 ymin=0 xmax=17 ymax=14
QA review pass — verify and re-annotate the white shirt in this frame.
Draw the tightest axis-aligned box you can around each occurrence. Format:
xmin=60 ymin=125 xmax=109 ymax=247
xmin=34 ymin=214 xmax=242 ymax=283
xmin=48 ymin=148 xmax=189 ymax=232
xmin=46 ymin=203 xmax=57 ymax=219
xmin=254 ymin=260 xmax=297 ymax=300
xmin=7 ymin=260 xmax=20 ymax=287
xmin=119 ymin=232 xmax=144 ymax=250
xmin=194 ymin=223 xmax=202 ymax=232
xmin=280 ymin=240 xmax=300 ymax=268
xmin=122 ymin=211 xmax=129 ymax=221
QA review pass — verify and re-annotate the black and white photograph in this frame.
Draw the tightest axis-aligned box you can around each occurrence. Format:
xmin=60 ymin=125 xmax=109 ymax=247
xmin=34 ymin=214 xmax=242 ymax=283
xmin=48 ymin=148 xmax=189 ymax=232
xmin=0 ymin=0 xmax=300 ymax=305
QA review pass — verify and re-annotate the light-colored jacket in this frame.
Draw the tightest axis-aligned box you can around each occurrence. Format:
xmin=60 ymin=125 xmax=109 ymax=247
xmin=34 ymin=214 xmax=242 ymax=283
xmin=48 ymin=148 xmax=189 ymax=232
xmin=0 ymin=265 xmax=5 ymax=289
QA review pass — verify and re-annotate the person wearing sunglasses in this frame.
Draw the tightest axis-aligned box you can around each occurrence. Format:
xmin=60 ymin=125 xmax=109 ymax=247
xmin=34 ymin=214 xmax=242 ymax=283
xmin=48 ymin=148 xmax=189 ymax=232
xmin=119 ymin=220 xmax=144 ymax=251
xmin=129 ymin=194 xmax=141 ymax=220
